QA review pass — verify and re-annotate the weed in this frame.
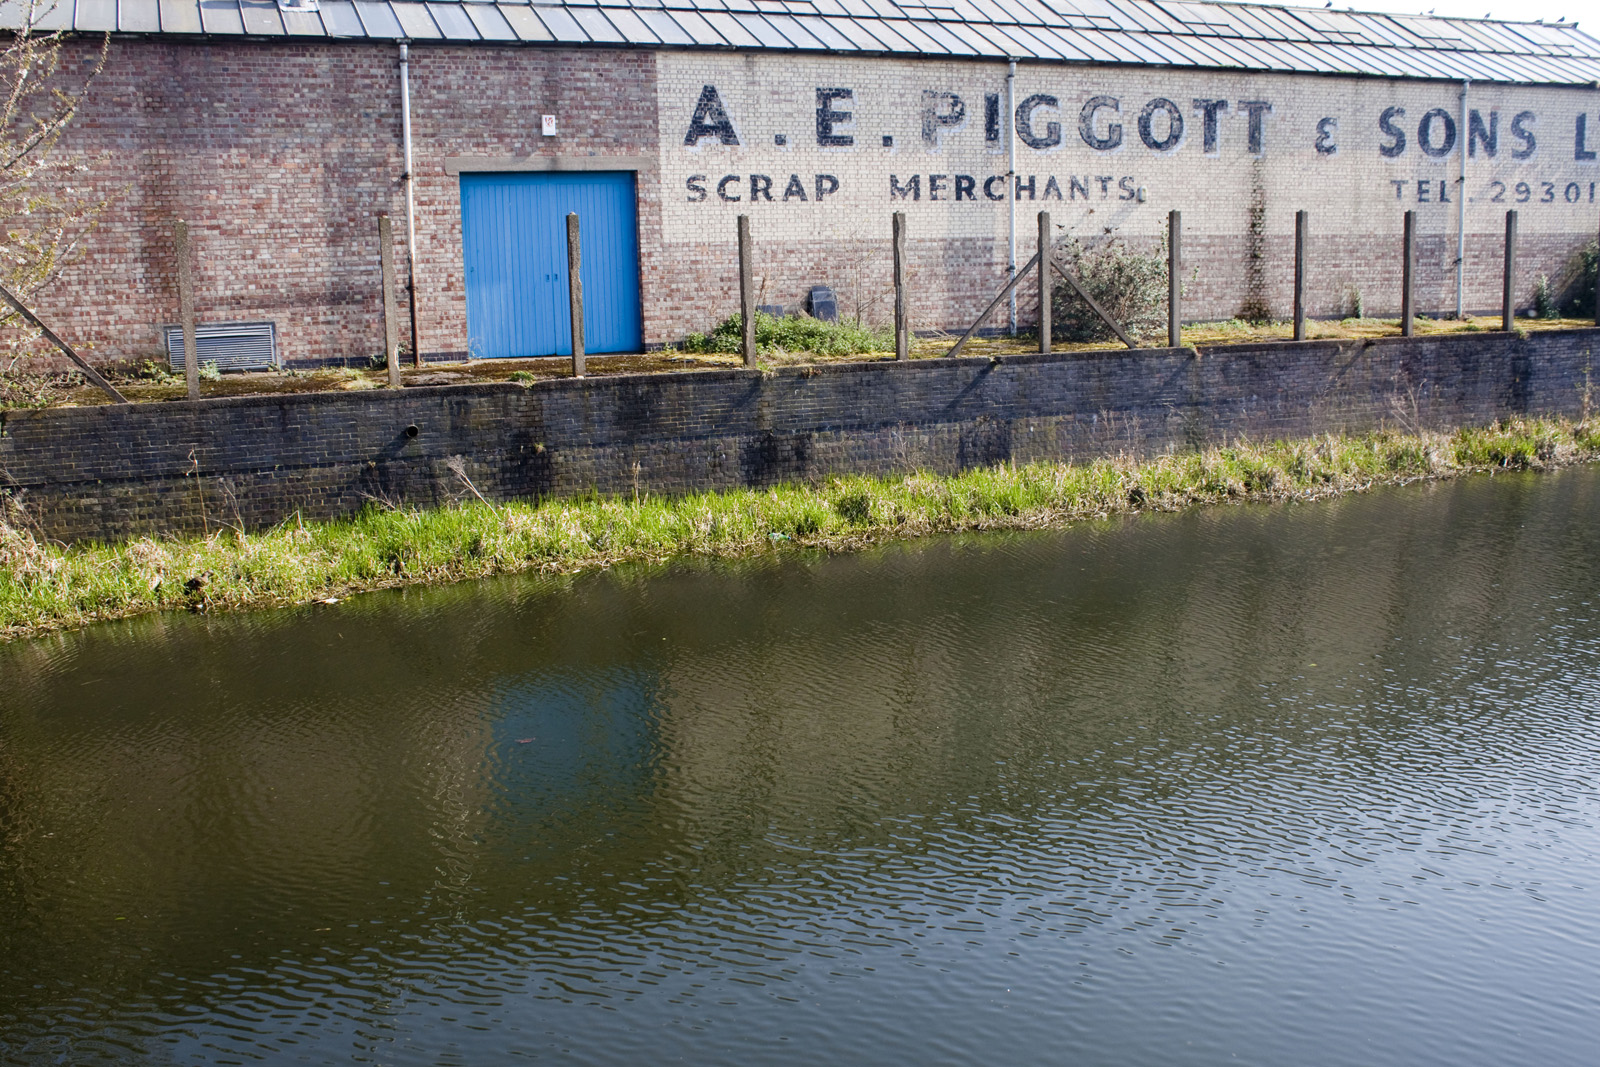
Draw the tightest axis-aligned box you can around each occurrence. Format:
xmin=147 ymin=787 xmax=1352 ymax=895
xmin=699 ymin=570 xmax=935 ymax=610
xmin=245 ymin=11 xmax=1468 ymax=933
xmin=0 ymin=367 xmax=83 ymax=409
xmin=199 ymin=360 xmax=222 ymax=382
xmin=681 ymin=310 xmax=892 ymax=358
xmin=1572 ymin=240 xmax=1598 ymax=318
xmin=1535 ymin=274 xmax=1559 ymax=320
xmin=1344 ymin=284 xmax=1364 ymax=320
xmin=1052 ymin=234 xmax=1174 ymax=344
xmin=832 ymin=486 xmax=874 ymax=524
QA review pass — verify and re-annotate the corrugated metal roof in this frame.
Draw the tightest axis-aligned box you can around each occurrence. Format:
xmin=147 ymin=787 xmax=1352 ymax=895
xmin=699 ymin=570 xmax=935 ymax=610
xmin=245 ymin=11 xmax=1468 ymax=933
xmin=3 ymin=0 xmax=1598 ymax=85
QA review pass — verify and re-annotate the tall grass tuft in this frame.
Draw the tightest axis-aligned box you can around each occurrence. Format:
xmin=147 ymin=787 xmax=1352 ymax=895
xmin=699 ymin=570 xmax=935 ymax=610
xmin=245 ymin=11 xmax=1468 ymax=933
xmin=2 ymin=417 xmax=1596 ymax=639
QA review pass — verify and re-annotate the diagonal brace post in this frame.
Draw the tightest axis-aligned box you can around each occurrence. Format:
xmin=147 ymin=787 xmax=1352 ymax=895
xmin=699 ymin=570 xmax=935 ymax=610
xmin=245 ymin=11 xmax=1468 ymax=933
xmin=0 ymin=281 xmax=128 ymax=404
xmin=1048 ymin=253 xmax=1135 ymax=349
xmin=947 ymin=241 xmax=1136 ymax=358
xmin=945 ymin=250 xmax=1040 ymax=359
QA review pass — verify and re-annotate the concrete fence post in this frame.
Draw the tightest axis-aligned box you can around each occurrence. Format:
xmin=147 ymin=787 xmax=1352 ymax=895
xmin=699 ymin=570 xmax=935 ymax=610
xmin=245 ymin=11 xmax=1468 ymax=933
xmin=1401 ymin=210 xmax=1416 ymax=338
xmin=1503 ymin=209 xmax=1518 ymax=332
xmin=175 ymin=220 xmax=199 ymax=400
xmin=379 ymin=214 xmax=401 ymax=388
xmin=1038 ymin=210 xmax=1051 ymax=354
xmin=566 ymin=213 xmax=585 ymax=377
xmin=1168 ymin=209 xmax=1181 ymax=348
xmin=1293 ymin=210 xmax=1307 ymax=342
xmin=892 ymin=211 xmax=908 ymax=362
xmin=738 ymin=214 xmax=755 ymax=366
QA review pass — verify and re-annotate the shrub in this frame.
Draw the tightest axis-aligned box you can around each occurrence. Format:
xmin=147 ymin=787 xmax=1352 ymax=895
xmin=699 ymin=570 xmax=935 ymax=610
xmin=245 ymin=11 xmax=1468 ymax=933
xmin=1344 ymin=284 xmax=1365 ymax=320
xmin=1534 ymin=274 xmax=1559 ymax=320
xmin=1570 ymin=240 xmax=1597 ymax=318
xmin=0 ymin=367 xmax=81 ymax=409
xmin=1051 ymin=235 xmax=1172 ymax=344
xmin=682 ymin=310 xmax=892 ymax=358
xmin=136 ymin=359 xmax=179 ymax=382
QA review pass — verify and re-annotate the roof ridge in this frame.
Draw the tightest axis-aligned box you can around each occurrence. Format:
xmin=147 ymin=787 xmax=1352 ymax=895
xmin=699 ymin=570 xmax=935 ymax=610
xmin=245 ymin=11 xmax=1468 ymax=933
xmin=2 ymin=0 xmax=1595 ymax=82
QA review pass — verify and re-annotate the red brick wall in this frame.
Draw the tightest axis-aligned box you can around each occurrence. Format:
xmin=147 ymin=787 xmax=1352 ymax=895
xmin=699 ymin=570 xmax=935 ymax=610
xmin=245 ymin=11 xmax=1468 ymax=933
xmin=30 ymin=38 xmax=657 ymax=367
xmin=17 ymin=38 xmax=1598 ymax=369
xmin=36 ymin=38 xmax=407 ymax=366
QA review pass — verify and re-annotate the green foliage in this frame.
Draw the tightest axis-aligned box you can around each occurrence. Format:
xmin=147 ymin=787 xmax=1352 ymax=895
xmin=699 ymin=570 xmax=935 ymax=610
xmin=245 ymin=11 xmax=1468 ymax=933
xmin=1571 ymin=240 xmax=1598 ymax=318
xmin=198 ymin=360 xmax=222 ymax=382
xmin=1052 ymin=235 xmax=1174 ymax=344
xmin=136 ymin=359 xmax=177 ymax=381
xmin=681 ymin=311 xmax=892 ymax=358
xmin=0 ymin=367 xmax=80 ymax=408
xmin=1534 ymin=274 xmax=1559 ymax=320
xmin=508 ymin=370 xmax=538 ymax=385
xmin=4 ymin=418 xmax=1597 ymax=640
xmin=1345 ymin=285 xmax=1365 ymax=320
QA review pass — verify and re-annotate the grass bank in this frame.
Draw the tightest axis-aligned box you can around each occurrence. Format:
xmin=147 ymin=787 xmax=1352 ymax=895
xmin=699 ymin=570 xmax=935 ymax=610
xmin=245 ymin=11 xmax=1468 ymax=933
xmin=3 ymin=417 xmax=1597 ymax=640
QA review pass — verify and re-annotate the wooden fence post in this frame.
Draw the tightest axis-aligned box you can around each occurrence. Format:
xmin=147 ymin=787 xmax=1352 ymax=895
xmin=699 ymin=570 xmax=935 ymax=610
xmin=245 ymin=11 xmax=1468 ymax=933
xmin=892 ymin=211 xmax=908 ymax=362
xmin=1168 ymin=209 xmax=1181 ymax=348
xmin=738 ymin=214 xmax=755 ymax=366
xmin=175 ymin=220 xmax=199 ymax=400
xmin=379 ymin=214 xmax=400 ymax=388
xmin=1037 ymin=210 xmax=1051 ymax=354
xmin=1293 ymin=210 xmax=1307 ymax=342
xmin=566 ymin=213 xmax=585 ymax=377
xmin=1503 ymin=209 xmax=1518 ymax=332
xmin=1401 ymin=209 xmax=1416 ymax=338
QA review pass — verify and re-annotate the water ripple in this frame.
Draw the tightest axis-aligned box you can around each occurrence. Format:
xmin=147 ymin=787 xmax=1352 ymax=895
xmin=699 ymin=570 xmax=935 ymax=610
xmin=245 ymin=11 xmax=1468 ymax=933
xmin=5 ymin=471 xmax=1600 ymax=1064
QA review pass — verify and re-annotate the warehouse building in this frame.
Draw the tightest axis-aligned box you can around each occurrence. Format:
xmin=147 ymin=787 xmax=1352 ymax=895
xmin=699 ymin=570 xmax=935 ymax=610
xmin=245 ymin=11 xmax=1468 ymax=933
xmin=5 ymin=0 xmax=1600 ymax=366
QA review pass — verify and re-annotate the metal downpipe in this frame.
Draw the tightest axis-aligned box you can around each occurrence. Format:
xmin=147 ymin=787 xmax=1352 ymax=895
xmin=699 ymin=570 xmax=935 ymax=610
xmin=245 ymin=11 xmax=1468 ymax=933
xmin=1007 ymin=58 xmax=1017 ymax=336
xmin=400 ymin=41 xmax=421 ymax=366
xmin=1457 ymin=79 xmax=1468 ymax=319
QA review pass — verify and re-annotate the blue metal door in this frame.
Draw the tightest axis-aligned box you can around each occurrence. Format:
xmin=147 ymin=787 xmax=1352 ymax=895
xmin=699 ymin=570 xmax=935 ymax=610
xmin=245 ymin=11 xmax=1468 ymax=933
xmin=460 ymin=171 xmax=642 ymax=358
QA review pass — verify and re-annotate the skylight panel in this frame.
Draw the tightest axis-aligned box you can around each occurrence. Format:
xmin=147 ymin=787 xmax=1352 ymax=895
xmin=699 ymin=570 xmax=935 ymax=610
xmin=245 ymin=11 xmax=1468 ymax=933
xmin=1157 ymin=1 xmax=1230 ymax=29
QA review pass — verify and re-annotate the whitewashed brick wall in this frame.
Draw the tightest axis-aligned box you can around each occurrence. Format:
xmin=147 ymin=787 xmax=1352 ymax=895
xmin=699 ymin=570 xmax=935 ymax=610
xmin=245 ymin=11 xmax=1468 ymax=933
xmin=656 ymin=52 xmax=1600 ymax=330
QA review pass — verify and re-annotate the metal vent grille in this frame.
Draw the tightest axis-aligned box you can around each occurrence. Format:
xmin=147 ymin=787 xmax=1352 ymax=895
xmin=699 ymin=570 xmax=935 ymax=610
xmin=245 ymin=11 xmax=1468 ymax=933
xmin=164 ymin=321 xmax=278 ymax=372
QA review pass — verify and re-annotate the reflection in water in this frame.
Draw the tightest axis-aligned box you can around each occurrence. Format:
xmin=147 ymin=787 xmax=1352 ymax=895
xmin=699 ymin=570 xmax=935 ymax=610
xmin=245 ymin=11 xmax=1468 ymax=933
xmin=4 ymin=469 xmax=1600 ymax=1064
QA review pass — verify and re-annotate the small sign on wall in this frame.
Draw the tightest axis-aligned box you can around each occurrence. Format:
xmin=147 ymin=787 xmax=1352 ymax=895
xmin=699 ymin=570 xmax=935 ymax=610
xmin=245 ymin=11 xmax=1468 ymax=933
xmin=541 ymin=115 xmax=557 ymax=136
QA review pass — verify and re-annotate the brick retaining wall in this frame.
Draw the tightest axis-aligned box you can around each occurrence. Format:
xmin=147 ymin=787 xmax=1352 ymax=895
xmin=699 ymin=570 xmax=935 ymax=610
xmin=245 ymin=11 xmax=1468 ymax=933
xmin=2 ymin=329 xmax=1595 ymax=543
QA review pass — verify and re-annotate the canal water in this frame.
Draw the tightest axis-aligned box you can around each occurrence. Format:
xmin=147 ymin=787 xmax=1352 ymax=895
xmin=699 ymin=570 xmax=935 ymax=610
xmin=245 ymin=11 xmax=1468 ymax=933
xmin=4 ymin=469 xmax=1600 ymax=1065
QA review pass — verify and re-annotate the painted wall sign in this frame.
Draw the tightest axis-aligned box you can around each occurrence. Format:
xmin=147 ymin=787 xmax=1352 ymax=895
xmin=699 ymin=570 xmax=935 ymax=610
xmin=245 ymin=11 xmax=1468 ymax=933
xmin=656 ymin=53 xmax=1600 ymax=246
